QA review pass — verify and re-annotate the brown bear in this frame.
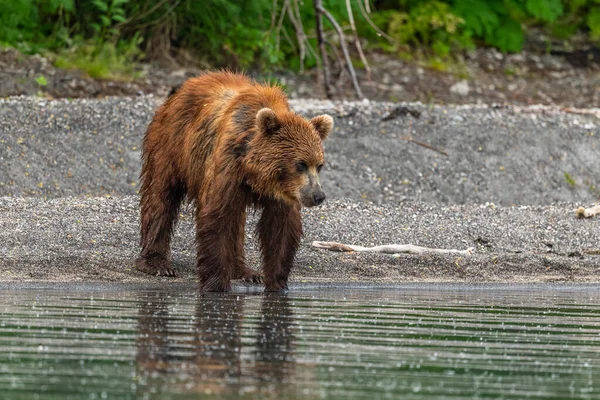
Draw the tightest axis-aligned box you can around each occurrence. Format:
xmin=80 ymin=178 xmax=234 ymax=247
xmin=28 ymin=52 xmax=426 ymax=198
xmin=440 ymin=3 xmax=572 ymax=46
xmin=135 ymin=71 xmax=333 ymax=292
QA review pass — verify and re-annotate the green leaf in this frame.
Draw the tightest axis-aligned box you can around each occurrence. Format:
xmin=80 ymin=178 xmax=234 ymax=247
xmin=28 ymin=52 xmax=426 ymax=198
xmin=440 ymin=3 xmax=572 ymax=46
xmin=588 ymin=8 xmax=600 ymax=41
xmin=35 ymin=75 xmax=48 ymax=86
xmin=503 ymin=0 xmax=528 ymax=21
xmin=453 ymin=0 xmax=500 ymax=37
xmin=100 ymin=15 xmax=111 ymax=27
xmin=63 ymin=0 xmax=75 ymax=12
xmin=432 ymin=40 xmax=450 ymax=57
xmin=92 ymin=0 xmax=108 ymax=12
xmin=525 ymin=0 xmax=563 ymax=22
xmin=565 ymin=0 xmax=589 ymax=15
xmin=48 ymin=0 xmax=75 ymax=12
xmin=493 ymin=19 xmax=524 ymax=52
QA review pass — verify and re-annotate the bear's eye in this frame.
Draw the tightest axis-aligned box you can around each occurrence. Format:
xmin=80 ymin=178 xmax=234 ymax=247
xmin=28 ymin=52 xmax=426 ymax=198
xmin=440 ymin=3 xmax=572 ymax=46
xmin=296 ymin=161 xmax=308 ymax=173
xmin=317 ymin=164 xmax=324 ymax=173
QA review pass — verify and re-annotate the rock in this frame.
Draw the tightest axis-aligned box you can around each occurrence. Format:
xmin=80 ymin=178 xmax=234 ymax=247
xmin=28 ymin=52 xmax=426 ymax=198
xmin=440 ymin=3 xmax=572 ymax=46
xmin=450 ymin=80 xmax=470 ymax=96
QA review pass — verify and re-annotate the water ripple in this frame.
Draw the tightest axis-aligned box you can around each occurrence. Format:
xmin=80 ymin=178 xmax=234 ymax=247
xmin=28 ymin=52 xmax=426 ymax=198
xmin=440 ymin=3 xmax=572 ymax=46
xmin=0 ymin=284 xmax=598 ymax=399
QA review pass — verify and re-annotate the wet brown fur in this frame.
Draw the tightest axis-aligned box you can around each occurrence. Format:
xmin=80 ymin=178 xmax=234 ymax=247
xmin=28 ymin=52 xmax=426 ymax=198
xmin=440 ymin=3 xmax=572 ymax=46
xmin=136 ymin=71 xmax=332 ymax=291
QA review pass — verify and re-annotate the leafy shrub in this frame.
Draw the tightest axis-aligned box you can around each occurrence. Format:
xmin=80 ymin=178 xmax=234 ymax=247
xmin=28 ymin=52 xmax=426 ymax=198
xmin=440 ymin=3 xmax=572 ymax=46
xmin=0 ymin=0 xmax=598 ymax=76
xmin=386 ymin=1 xmax=471 ymax=56
xmin=559 ymin=0 xmax=600 ymax=41
xmin=0 ymin=0 xmax=38 ymax=46
xmin=375 ymin=0 xmax=574 ymax=54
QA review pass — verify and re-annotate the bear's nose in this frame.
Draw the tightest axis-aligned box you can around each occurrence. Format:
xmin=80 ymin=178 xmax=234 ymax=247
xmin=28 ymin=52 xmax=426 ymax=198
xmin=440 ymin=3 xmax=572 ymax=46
xmin=313 ymin=191 xmax=326 ymax=206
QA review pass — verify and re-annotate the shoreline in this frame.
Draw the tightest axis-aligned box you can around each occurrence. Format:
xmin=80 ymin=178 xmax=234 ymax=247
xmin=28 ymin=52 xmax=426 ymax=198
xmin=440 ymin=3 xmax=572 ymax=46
xmin=1 ymin=196 xmax=598 ymax=284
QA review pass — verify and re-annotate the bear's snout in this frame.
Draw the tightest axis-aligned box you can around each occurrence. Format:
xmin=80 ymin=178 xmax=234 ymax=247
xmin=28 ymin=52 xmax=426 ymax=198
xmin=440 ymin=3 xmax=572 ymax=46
xmin=313 ymin=190 xmax=326 ymax=206
xmin=299 ymin=171 xmax=327 ymax=207
xmin=300 ymin=186 xmax=326 ymax=208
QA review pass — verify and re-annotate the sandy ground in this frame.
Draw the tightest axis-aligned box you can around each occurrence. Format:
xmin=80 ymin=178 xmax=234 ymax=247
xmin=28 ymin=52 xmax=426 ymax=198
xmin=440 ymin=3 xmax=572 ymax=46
xmin=0 ymin=96 xmax=598 ymax=284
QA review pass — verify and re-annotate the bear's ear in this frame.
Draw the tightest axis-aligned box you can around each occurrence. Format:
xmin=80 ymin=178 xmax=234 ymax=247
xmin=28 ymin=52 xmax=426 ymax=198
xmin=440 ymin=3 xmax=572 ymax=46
xmin=256 ymin=108 xmax=281 ymax=136
xmin=310 ymin=114 xmax=334 ymax=140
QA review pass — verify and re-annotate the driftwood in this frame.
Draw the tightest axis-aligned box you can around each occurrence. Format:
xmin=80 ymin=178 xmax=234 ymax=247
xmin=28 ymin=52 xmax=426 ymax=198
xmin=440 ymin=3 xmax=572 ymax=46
xmin=312 ymin=241 xmax=474 ymax=256
xmin=576 ymin=205 xmax=600 ymax=218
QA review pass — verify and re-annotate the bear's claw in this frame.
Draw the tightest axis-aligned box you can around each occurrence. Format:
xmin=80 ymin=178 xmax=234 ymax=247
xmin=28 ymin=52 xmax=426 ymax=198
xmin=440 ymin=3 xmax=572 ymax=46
xmin=135 ymin=257 xmax=176 ymax=277
xmin=235 ymin=266 xmax=263 ymax=285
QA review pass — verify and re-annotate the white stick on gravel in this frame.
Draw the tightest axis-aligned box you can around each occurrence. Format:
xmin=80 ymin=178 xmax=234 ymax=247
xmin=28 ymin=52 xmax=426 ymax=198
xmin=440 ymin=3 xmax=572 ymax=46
xmin=312 ymin=241 xmax=474 ymax=255
xmin=575 ymin=205 xmax=600 ymax=218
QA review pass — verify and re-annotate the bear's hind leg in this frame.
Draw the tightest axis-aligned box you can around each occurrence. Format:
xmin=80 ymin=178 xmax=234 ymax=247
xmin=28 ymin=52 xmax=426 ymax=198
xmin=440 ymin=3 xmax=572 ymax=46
xmin=257 ymin=200 xmax=302 ymax=292
xmin=136 ymin=172 xmax=185 ymax=277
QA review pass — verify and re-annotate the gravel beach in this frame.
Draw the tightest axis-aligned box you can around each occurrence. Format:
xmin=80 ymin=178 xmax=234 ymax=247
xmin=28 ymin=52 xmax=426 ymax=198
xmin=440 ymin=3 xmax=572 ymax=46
xmin=0 ymin=96 xmax=598 ymax=284
xmin=1 ymin=197 xmax=599 ymax=283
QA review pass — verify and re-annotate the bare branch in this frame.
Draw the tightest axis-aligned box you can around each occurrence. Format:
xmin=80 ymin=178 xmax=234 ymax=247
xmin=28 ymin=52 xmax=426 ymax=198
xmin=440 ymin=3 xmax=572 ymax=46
xmin=356 ymin=0 xmax=396 ymax=44
xmin=269 ymin=0 xmax=279 ymax=33
xmin=402 ymin=135 xmax=448 ymax=156
xmin=315 ymin=2 xmax=364 ymax=99
xmin=116 ymin=0 xmax=170 ymax=30
xmin=398 ymin=122 xmax=448 ymax=156
xmin=275 ymin=0 xmax=290 ymax=53
xmin=345 ymin=0 xmax=371 ymax=80
xmin=313 ymin=0 xmax=333 ymax=98
xmin=325 ymin=38 xmax=343 ymax=68
xmin=281 ymin=26 xmax=297 ymax=54
xmin=287 ymin=0 xmax=306 ymax=72
xmin=128 ymin=0 xmax=182 ymax=31
xmin=304 ymin=37 xmax=321 ymax=67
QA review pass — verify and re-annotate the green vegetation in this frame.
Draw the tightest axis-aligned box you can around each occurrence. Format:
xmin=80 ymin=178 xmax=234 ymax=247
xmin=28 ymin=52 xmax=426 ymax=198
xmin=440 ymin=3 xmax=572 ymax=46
xmin=564 ymin=172 xmax=577 ymax=187
xmin=35 ymin=75 xmax=48 ymax=86
xmin=374 ymin=0 xmax=598 ymax=55
xmin=0 ymin=0 xmax=598 ymax=79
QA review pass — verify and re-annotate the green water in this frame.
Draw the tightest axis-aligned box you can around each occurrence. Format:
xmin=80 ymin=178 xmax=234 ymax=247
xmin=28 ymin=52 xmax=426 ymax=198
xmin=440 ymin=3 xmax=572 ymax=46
xmin=0 ymin=283 xmax=599 ymax=399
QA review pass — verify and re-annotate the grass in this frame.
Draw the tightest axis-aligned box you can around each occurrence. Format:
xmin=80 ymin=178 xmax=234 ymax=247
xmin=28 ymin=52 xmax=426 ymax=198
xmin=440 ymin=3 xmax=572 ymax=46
xmin=564 ymin=172 xmax=576 ymax=187
xmin=52 ymin=40 xmax=143 ymax=81
xmin=420 ymin=54 xmax=470 ymax=78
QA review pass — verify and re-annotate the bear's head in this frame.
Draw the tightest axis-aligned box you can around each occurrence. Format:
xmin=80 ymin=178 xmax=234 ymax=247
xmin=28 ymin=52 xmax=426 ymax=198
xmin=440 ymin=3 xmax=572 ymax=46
xmin=244 ymin=108 xmax=334 ymax=208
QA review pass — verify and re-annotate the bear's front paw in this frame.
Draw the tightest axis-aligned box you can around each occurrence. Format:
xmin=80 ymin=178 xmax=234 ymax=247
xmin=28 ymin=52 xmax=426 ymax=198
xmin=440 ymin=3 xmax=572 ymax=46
xmin=200 ymin=276 xmax=232 ymax=292
xmin=135 ymin=256 xmax=176 ymax=277
xmin=264 ymin=277 xmax=289 ymax=292
xmin=234 ymin=265 xmax=263 ymax=284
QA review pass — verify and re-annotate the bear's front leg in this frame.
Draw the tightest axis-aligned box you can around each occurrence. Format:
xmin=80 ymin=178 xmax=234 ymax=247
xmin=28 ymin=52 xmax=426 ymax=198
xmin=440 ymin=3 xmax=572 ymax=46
xmin=196 ymin=185 xmax=249 ymax=292
xmin=231 ymin=211 xmax=263 ymax=285
xmin=257 ymin=200 xmax=302 ymax=292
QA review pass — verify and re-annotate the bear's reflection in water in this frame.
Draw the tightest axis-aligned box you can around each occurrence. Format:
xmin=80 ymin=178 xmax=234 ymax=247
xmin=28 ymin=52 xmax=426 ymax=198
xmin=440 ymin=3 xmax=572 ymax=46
xmin=135 ymin=291 xmax=310 ymax=398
